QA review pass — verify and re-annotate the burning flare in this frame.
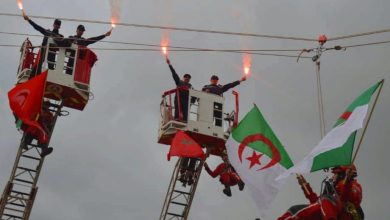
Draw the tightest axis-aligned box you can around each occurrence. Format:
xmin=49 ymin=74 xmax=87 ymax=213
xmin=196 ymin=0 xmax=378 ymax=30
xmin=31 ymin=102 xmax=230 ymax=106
xmin=110 ymin=17 xmax=117 ymax=29
xmin=109 ymin=0 xmax=121 ymax=29
xmin=161 ymin=34 xmax=169 ymax=57
xmin=17 ymin=0 xmax=23 ymax=10
xmin=243 ymin=53 xmax=252 ymax=76
xmin=162 ymin=46 xmax=167 ymax=55
xmin=244 ymin=67 xmax=250 ymax=75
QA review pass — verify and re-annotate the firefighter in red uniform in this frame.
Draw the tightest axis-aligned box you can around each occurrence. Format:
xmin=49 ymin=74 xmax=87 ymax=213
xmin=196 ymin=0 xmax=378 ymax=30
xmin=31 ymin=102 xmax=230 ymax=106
xmin=21 ymin=101 xmax=55 ymax=157
xmin=37 ymin=101 xmax=55 ymax=156
xmin=277 ymin=165 xmax=363 ymax=220
xmin=204 ymin=154 xmax=245 ymax=197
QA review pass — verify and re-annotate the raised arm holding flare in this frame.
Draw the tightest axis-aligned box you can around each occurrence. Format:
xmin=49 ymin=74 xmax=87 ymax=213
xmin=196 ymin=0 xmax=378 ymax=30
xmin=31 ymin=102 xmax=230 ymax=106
xmin=22 ymin=11 xmax=64 ymax=74
xmin=202 ymin=74 xmax=246 ymax=96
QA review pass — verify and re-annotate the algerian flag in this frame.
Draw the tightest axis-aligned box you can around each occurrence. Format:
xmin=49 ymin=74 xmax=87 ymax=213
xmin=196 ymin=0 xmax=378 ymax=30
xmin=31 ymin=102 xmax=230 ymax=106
xmin=226 ymin=105 xmax=293 ymax=214
xmin=276 ymin=80 xmax=383 ymax=181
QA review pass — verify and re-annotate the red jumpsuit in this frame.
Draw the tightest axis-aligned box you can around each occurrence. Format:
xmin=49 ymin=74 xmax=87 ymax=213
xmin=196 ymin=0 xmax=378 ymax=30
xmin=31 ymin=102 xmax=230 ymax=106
xmin=277 ymin=180 xmax=362 ymax=220
xmin=205 ymin=163 xmax=241 ymax=186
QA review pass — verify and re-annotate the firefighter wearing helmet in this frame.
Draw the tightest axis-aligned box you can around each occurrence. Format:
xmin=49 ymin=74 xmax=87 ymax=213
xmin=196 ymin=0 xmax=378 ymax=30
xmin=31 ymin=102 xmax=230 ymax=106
xmin=277 ymin=165 xmax=363 ymax=220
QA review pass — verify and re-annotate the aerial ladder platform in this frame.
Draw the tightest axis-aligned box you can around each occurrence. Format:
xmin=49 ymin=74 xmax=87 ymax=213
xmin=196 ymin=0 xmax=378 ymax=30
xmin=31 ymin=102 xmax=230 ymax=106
xmin=0 ymin=38 xmax=97 ymax=220
xmin=158 ymin=88 xmax=239 ymax=220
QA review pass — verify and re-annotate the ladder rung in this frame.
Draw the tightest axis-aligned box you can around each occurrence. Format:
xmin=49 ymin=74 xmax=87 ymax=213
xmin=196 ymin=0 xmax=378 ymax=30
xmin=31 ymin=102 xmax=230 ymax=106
xmin=26 ymin=143 xmax=39 ymax=147
xmin=17 ymin=167 xmax=37 ymax=173
xmin=171 ymin=201 xmax=188 ymax=206
xmin=173 ymin=190 xmax=191 ymax=196
xmin=14 ymin=178 xmax=34 ymax=185
xmin=11 ymin=190 xmax=30 ymax=197
xmin=2 ymin=213 xmax=23 ymax=219
xmin=7 ymin=195 xmax=28 ymax=201
xmin=167 ymin=212 xmax=184 ymax=218
xmin=9 ymin=202 xmax=26 ymax=208
xmin=4 ymin=207 xmax=24 ymax=213
xmin=21 ymin=155 xmax=41 ymax=161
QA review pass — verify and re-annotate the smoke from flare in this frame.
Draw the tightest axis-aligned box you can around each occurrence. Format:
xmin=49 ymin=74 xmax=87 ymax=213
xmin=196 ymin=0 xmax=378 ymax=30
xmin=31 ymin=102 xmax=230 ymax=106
xmin=109 ymin=0 xmax=121 ymax=27
xmin=17 ymin=0 xmax=23 ymax=10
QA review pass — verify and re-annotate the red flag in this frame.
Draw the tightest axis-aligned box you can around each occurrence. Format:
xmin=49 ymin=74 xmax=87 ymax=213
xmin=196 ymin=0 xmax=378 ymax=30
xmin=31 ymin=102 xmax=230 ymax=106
xmin=8 ymin=71 xmax=48 ymax=144
xmin=167 ymin=131 xmax=205 ymax=161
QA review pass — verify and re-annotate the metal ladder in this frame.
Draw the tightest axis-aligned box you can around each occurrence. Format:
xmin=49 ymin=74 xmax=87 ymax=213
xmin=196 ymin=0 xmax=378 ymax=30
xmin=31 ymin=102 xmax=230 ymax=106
xmin=159 ymin=158 xmax=204 ymax=220
xmin=0 ymin=101 xmax=63 ymax=220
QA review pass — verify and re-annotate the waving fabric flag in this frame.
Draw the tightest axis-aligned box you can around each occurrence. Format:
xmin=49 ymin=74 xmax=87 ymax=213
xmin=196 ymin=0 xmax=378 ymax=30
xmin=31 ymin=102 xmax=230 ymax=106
xmin=277 ymin=80 xmax=383 ymax=181
xmin=8 ymin=71 xmax=48 ymax=144
xmin=226 ymin=105 xmax=294 ymax=214
xmin=167 ymin=131 xmax=205 ymax=161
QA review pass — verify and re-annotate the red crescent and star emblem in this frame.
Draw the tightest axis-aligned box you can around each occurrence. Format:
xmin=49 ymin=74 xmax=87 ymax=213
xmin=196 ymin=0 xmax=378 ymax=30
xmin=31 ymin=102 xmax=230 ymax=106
xmin=238 ymin=134 xmax=281 ymax=171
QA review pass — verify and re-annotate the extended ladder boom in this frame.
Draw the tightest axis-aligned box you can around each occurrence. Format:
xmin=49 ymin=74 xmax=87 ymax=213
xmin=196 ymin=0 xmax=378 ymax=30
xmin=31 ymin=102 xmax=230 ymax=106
xmin=0 ymin=101 xmax=63 ymax=220
xmin=160 ymin=158 xmax=204 ymax=220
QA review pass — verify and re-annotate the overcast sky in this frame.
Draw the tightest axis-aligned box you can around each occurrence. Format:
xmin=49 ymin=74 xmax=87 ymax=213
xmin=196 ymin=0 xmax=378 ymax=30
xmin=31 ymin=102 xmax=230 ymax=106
xmin=0 ymin=0 xmax=389 ymax=219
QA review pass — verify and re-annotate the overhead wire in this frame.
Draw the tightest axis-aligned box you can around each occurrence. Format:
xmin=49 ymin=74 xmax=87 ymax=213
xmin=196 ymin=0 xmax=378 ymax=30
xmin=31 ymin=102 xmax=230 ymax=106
xmin=0 ymin=31 xmax=312 ymax=58
xmin=0 ymin=12 xmax=317 ymax=42
xmin=341 ymin=40 xmax=390 ymax=49
xmin=0 ymin=43 xmax=312 ymax=59
xmin=328 ymin=28 xmax=390 ymax=41
xmin=2 ymin=31 xmax=390 ymax=58
xmin=3 ymin=13 xmax=390 ymax=42
xmin=0 ymin=31 xmax=306 ymax=52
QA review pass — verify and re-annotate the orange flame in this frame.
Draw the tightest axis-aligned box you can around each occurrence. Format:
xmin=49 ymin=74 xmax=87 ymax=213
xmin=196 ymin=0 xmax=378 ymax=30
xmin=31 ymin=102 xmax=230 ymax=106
xmin=162 ymin=46 xmax=167 ymax=55
xmin=17 ymin=0 xmax=23 ymax=10
xmin=161 ymin=34 xmax=169 ymax=57
xmin=109 ymin=0 xmax=121 ymax=29
xmin=243 ymin=53 xmax=251 ymax=75
xmin=244 ymin=67 xmax=250 ymax=75
xmin=111 ymin=18 xmax=117 ymax=28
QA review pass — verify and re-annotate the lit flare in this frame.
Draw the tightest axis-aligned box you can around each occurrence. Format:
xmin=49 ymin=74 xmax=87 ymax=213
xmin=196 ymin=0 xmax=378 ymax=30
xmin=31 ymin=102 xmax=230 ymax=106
xmin=162 ymin=46 xmax=167 ymax=55
xmin=161 ymin=35 xmax=169 ymax=57
xmin=244 ymin=67 xmax=250 ymax=75
xmin=18 ymin=2 xmax=23 ymax=10
xmin=243 ymin=53 xmax=252 ymax=76
xmin=111 ymin=17 xmax=117 ymax=29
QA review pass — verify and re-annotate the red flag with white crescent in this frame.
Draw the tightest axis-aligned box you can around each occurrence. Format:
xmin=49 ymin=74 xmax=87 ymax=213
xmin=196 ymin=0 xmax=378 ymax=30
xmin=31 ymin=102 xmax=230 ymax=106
xmin=8 ymin=71 xmax=48 ymax=143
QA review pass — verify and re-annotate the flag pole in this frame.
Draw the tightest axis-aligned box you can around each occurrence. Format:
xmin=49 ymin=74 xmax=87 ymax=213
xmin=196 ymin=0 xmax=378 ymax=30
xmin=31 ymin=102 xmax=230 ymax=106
xmin=350 ymin=79 xmax=385 ymax=165
xmin=315 ymin=60 xmax=326 ymax=139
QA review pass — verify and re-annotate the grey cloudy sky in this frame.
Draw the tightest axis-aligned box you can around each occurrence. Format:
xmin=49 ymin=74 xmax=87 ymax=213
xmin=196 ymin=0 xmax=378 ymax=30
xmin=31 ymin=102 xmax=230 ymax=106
xmin=0 ymin=0 xmax=389 ymax=219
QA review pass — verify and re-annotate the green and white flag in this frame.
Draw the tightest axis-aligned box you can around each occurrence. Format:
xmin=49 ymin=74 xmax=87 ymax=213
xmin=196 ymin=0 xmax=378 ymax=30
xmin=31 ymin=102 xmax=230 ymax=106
xmin=276 ymin=80 xmax=383 ymax=181
xmin=226 ymin=105 xmax=293 ymax=214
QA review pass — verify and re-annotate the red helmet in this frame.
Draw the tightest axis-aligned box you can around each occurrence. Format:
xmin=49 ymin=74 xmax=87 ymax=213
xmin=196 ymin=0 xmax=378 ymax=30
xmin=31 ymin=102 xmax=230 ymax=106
xmin=331 ymin=165 xmax=357 ymax=177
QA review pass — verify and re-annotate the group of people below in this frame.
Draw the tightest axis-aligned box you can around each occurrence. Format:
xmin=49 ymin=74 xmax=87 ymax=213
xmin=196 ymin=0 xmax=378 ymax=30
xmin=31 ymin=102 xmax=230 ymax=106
xmin=22 ymin=11 xmax=112 ymax=76
xmin=166 ymin=57 xmax=247 ymax=122
xmin=277 ymin=165 xmax=363 ymax=220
